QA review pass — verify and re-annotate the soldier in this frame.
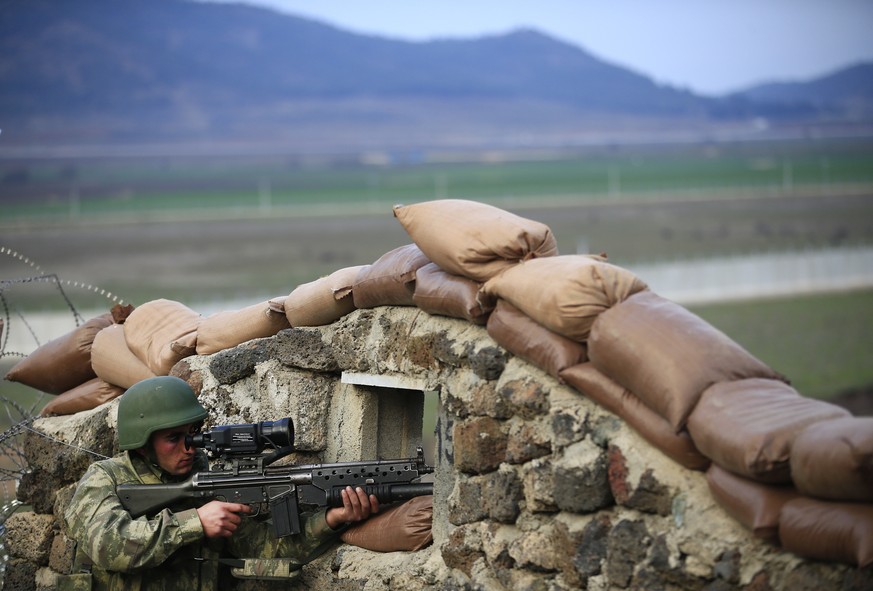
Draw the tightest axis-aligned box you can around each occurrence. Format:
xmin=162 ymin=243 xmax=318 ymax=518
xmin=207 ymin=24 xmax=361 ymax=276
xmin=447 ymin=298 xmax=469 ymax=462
xmin=61 ymin=376 xmax=378 ymax=590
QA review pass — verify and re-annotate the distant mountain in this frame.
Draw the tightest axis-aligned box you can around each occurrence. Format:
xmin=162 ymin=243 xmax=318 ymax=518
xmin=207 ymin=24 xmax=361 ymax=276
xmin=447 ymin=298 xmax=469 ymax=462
xmin=0 ymin=0 xmax=868 ymax=149
xmin=732 ymin=63 xmax=873 ymax=119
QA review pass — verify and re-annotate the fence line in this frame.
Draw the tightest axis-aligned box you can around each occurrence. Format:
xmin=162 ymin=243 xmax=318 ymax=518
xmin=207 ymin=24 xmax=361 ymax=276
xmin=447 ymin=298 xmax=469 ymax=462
xmin=626 ymin=245 xmax=873 ymax=305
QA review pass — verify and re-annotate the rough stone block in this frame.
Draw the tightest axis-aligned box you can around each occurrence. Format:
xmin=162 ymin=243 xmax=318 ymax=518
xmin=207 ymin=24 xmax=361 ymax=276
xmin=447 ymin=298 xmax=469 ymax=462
xmin=522 ymin=458 xmax=557 ymax=513
xmin=208 ymin=339 xmax=272 ymax=384
xmin=468 ymin=345 xmax=507 ymax=381
xmin=442 ymin=524 xmax=485 ymax=577
xmin=448 ymin=475 xmax=488 ymax=525
xmin=553 ymin=440 xmax=613 ymax=513
xmin=506 ymin=417 xmax=551 ymax=464
xmin=272 ymin=328 xmax=339 ymax=372
xmin=499 ymin=378 xmax=550 ymax=419
xmin=483 ymin=466 xmax=523 ymax=523
xmin=453 ymin=416 xmax=507 ymax=474
xmin=2 ymin=557 xmax=37 ymax=591
xmin=508 ymin=524 xmax=561 ymax=572
xmin=48 ymin=532 xmax=75 ymax=574
xmin=605 ymin=519 xmax=651 ymax=588
xmin=5 ymin=512 xmax=54 ymax=564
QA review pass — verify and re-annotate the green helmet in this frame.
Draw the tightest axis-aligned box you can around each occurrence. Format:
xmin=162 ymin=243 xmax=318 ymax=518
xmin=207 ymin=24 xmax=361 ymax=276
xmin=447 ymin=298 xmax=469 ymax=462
xmin=117 ymin=376 xmax=208 ymax=450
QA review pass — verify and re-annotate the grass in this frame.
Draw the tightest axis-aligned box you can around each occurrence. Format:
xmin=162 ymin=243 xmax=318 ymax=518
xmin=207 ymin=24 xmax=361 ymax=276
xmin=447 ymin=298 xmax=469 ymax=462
xmin=3 ymin=137 xmax=873 ymax=222
xmin=688 ymin=288 xmax=873 ymax=400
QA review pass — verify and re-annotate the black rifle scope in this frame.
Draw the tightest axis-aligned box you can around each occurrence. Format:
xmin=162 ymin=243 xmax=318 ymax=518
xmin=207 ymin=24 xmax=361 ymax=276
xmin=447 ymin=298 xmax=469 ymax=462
xmin=186 ymin=417 xmax=294 ymax=456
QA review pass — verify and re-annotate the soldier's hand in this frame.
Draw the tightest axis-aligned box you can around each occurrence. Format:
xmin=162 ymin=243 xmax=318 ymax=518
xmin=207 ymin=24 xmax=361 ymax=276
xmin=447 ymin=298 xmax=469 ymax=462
xmin=197 ymin=501 xmax=252 ymax=538
xmin=326 ymin=486 xmax=379 ymax=530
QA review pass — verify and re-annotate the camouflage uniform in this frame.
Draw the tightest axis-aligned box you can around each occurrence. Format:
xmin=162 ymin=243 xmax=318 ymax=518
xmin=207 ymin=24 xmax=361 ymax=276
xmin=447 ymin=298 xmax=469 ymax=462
xmin=62 ymin=450 xmax=339 ymax=591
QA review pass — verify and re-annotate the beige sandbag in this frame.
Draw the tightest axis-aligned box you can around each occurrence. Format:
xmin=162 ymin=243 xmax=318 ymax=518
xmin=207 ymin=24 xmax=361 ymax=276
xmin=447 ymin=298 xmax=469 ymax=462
xmin=393 ymin=199 xmax=558 ymax=282
xmin=413 ymin=263 xmax=493 ymax=325
xmin=488 ymin=299 xmax=587 ymax=380
xmin=340 ymin=495 xmax=433 ymax=552
xmin=5 ymin=312 xmax=113 ymax=394
xmin=353 ymin=244 xmax=430 ymax=309
xmin=91 ymin=324 xmax=157 ymax=388
xmin=779 ymin=498 xmax=873 ymax=567
xmin=588 ymin=290 xmax=786 ymax=432
xmin=705 ymin=463 xmax=800 ymax=543
xmin=790 ymin=417 xmax=873 ymax=503
xmin=123 ymin=299 xmax=200 ymax=375
xmin=481 ymin=255 xmax=648 ymax=342
xmin=40 ymin=377 xmax=124 ymax=417
xmin=560 ymin=363 xmax=709 ymax=471
xmin=196 ymin=299 xmax=291 ymax=355
xmin=687 ymin=378 xmax=851 ymax=483
xmin=284 ymin=265 xmax=368 ymax=327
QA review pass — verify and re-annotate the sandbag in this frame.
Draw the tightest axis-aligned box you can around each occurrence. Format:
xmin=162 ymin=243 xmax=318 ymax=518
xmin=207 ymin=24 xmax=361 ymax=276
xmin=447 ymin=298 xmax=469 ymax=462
xmin=196 ymin=298 xmax=291 ymax=355
xmin=340 ymin=495 xmax=433 ymax=552
xmin=39 ymin=377 xmax=124 ymax=417
xmin=5 ymin=312 xmax=113 ymax=394
xmin=413 ymin=263 xmax=493 ymax=325
xmin=779 ymin=498 xmax=873 ymax=567
xmin=705 ymin=463 xmax=800 ymax=543
xmin=687 ymin=378 xmax=851 ymax=483
xmin=284 ymin=265 xmax=368 ymax=327
xmin=123 ymin=299 xmax=199 ymax=375
xmin=790 ymin=417 xmax=873 ymax=503
xmin=91 ymin=324 xmax=157 ymax=388
xmin=481 ymin=255 xmax=647 ymax=343
xmin=488 ymin=299 xmax=587 ymax=380
xmin=588 ymin=290 xmax=785 ymax=432
xmin=352 ymin=244 xmax=430 ymax=309
xmin=559 ymin=362 xmax=709 ymax=471
xmin=393 ymin=199 xmax=558 ymax=282
xmin=110 ymin=302 xmax=135 ymax=324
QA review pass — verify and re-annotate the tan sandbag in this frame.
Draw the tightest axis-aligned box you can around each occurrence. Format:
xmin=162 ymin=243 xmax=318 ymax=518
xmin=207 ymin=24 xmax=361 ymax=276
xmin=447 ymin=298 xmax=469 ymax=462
xmin=687 ymin=378 xmax=851 ymax=483
xmin=196 ymin=299 xmax=291 ymax=355
xmin=353 ymin=244 xmax=430 ymax=309
xmin=39 ymin=378 xmax=124 ymax=417
xmin=488 ymin=299 xmax=587 ymax=380
xmin=705 ymin=463 xmax=800 ymax=543
xmin=340 ymin=495 xmax=433 ymax=552
xmin=284 ymin=265 xmax=368 ymax=327
xmin=790 ymin=417 xmax=873 ymax=503
xmin=779 ymin=497 xmax=873 ymax=567
xmin=413 ymin=263 xmax=493 ymax=325
xmin=393 ymin=199 xmax=558 ymax=282
xmin=123 ymin=299 xmax=200 ymax=375
xmin=588 ymin=290 xmax=785 ymax=432
xmin=481 ymin=255 xmax=648 ymax=342
xmin=91 ymin=324 xmax=157 ymax=388
xmin=5 ymin=312 xmax=113 ymax=394
xmin=560 ymin=362 xmax=709 ymax=471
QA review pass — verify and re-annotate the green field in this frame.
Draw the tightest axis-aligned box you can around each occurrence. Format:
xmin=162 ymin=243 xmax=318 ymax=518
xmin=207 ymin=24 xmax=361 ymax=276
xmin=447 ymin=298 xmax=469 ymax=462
xmin=2 ymin=137 xmax=873 ymax=222
xmin=2 ymin=136 xmax=872 ymax=423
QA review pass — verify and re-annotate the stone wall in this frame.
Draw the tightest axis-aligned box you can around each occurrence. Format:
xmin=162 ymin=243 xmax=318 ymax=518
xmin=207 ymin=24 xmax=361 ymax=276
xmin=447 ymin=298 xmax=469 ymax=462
xmin=5 ymin=306 xmax=870 ymax=590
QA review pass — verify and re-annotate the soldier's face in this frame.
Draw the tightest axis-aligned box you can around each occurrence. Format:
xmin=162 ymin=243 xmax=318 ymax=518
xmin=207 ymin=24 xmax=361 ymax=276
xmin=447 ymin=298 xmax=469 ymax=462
xmin=150 ymin=423 xmax=198 ymax=476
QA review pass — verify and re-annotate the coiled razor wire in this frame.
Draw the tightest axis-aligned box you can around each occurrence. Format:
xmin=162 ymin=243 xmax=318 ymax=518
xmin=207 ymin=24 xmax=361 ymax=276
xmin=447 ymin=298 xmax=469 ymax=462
xmin=1 ymin=246 xmax=128 ymax=586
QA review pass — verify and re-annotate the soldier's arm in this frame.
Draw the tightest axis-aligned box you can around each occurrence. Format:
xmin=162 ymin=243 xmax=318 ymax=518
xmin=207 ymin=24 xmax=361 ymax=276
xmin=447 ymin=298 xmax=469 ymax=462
xmin=64 ymin=463 xmax=204 ymax=572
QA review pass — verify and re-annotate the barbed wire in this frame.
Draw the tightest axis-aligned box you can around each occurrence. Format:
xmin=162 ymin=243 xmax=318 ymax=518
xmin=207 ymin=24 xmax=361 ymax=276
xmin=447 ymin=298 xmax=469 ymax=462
xmin=1 ymin=246 xmax=130 ymax=584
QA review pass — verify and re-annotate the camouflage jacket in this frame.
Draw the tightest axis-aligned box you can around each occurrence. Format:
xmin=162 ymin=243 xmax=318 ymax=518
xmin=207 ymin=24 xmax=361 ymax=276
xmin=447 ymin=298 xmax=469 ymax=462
xmin=62 ymin=450 xmax=339 ymax=591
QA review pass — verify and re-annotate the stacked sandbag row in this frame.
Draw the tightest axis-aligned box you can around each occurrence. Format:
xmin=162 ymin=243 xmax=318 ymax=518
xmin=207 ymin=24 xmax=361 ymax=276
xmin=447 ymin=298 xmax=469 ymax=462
xmin=5 ymin=305 xmax=131 ymax=416
xmin=581 ymin=289 xmax=873 ymax=567
xmin=5 ymin=296 xmax=294 ymax=416
xmin=353 ymin=201 xmax=701 ymax=471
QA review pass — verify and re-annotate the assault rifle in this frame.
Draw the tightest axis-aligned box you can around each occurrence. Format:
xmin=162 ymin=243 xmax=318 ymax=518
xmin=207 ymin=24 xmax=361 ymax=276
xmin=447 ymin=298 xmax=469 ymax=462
xmin=117 ymin=417 xmax=434 ymax=537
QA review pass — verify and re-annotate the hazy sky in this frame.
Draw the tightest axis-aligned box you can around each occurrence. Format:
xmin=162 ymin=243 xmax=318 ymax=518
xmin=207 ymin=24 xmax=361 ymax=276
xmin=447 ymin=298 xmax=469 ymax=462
xmin=204 ymin=0 xmax=873 ymax=96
